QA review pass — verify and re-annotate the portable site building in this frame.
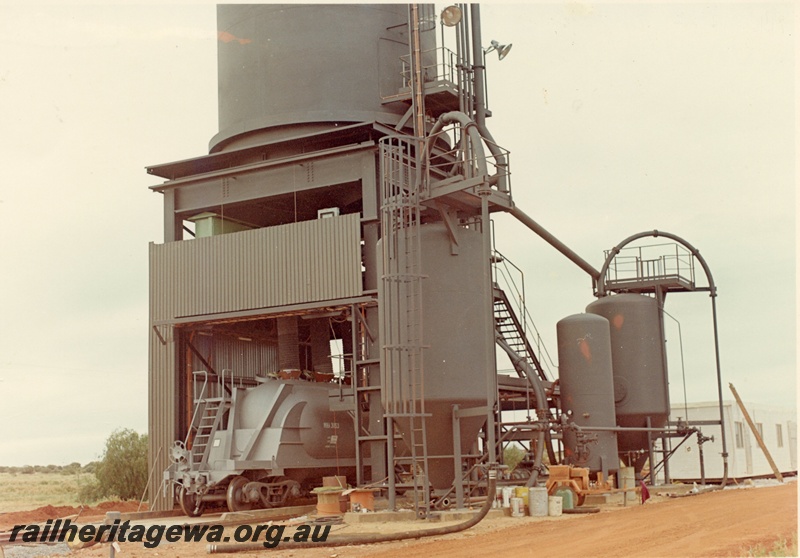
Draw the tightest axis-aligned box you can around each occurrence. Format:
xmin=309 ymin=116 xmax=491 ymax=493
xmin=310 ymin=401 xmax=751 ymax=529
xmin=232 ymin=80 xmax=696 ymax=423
xmin=665 ymin=401 xmax=797 ymax=481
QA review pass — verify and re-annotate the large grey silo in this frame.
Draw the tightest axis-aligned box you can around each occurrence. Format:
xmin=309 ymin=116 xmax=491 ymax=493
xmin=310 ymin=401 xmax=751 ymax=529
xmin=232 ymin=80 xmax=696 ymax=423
xmin=212 ymin=4 xmax=435 ymax=152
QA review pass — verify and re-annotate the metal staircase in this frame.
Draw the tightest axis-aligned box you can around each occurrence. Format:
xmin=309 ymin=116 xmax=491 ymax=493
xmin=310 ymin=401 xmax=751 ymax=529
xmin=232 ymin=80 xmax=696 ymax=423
xmin=189 ymin=399 xmax=228 ymax=467
xmin=493 ymin=286 xmax=549 ymax=383
xmin=186 ymin=370 xmax=231 ymax=469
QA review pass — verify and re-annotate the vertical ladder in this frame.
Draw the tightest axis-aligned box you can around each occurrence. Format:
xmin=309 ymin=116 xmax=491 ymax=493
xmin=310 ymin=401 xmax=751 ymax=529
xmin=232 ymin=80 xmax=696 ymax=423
xmin=351 ymin=303 xmax=387 ymax=486
xmin=380 ymin=134 xmax=431 ymax=516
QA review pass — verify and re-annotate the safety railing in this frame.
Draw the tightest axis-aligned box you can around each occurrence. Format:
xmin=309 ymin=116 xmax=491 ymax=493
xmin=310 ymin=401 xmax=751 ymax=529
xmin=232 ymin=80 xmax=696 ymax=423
xmin=491 ymin=248 xmax=556 ymax=380
xmin=424 ymin=121 xmax=512 ymax=198
xmin=604 ymin=242 xmax=695 ymax=287
xmin=400 ymin=46 xmax=458 ymax=89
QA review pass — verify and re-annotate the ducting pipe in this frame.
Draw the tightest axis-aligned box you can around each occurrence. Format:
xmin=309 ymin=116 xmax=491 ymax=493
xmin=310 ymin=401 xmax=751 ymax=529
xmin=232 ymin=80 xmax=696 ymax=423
xmin=277 ymin=316 xmax=300 ymax=371
xmin=207 ymin=468 xmax=498 ymax=554
xmin=426 ymin=111 xmax=488 ymax=179
xmin=508 ymin=205 xmax=600 ymax=282
xmin=495 ymin=336 xmax=546 ymax=488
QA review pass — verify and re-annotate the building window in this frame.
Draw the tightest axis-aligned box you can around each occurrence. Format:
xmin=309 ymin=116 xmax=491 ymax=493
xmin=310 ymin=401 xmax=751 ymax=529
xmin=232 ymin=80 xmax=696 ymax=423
xmin=735 ymin=421 xmax=744 ymax=448
xmin=776 ymin=424 xmax=784 ymax=448
xmin=756 ymin=422 xmax=764 ymax=440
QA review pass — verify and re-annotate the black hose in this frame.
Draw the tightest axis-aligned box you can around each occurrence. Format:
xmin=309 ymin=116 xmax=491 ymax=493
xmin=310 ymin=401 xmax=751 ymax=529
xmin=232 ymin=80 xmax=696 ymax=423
xmin=563 ymin=507 xmax=600 ymax=514
xmin=207 ymin=468 xmax=498 ymax=554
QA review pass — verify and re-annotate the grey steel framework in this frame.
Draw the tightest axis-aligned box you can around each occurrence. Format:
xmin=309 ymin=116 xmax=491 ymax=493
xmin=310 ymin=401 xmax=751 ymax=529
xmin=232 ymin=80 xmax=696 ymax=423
xmin=146 ymin=4 xmax=728 ymax=515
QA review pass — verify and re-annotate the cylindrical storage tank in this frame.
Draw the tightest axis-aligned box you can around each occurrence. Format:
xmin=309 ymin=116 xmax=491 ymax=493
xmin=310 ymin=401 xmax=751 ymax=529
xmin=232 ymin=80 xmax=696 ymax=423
xmin=586 ymin=294 xmax=669 ymax=460
xmin=213 ymin=4 xmax=436 ymax=152
xmin=556 ymin=313 xmax=619 ymax=475
xmin=379 ymin=222 xmax=493 ymax=491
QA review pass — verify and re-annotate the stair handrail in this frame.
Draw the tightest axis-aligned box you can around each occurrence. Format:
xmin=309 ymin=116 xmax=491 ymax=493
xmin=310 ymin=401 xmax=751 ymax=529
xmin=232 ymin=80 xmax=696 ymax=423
xmin=492 ymin=250 xmax=557 ymax=376
xmin=185 ymin=370 xmax=211 ymax=446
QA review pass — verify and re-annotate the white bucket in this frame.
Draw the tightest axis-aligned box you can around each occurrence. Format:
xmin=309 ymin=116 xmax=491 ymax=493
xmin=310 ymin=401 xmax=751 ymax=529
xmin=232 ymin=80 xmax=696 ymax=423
xmin=502 ymin=486 xmax=513 ymax=508
xmin=528 ymin=487 xmax=548 ymax=517
xmin=620 ymin=466 xmax=636 ymax=504
xmin=548 ymin=495 xmax=563 ymax=517
xmin=510 ymin=497 xmax=524 ymax=517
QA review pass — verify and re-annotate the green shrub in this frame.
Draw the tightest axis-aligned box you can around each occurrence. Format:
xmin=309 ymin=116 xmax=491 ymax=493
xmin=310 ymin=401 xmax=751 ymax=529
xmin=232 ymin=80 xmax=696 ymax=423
xmin=503 ymin=445 xmax=526 ymax=471
xmin=82 ymin=429 xmax=148 ymax=502
xmin=77 ymin=475 xmax=104 ymax=505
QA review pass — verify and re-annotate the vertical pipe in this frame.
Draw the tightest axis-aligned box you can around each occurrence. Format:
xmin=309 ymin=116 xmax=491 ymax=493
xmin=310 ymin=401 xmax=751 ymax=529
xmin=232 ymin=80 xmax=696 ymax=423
xmin=277 ymin=316 xmax=300 ymax=371
xmin=310 ymin=319 xmax=333 ymax=375
xmin=646 ymin=416 xmax=655 ymax=484
xmin=699 ymin=434 xmax=706 ymax=487
xmin=351 ymin=304 xmax=363 ymax=487
xmin=711 ymin=296 xmax=729 ymax=485
xmin=481 ymin=194 xmax=496 ymax=464
xmin=452 ymin=404 xmax=464 ymax=508
xmin=469 ymin=5 xmax=486 ymax=127
xmin=387 ymin=416 xmax=396 ymax=510
xmin=409 ymin=4 xmax=425 ymax=139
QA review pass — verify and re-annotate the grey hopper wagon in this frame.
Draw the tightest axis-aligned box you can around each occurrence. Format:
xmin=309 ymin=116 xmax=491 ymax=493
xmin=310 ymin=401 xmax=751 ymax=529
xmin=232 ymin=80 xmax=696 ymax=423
xmin=165 ymin=373 xmax=356 ymax=515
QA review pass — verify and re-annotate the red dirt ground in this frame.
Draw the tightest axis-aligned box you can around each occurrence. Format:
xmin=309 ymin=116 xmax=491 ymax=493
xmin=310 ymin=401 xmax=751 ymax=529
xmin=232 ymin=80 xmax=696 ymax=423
xmin=1 ymin=483 xmax=795 ymax=557
xmin=0 ymin=501 xmax=145 ymax=531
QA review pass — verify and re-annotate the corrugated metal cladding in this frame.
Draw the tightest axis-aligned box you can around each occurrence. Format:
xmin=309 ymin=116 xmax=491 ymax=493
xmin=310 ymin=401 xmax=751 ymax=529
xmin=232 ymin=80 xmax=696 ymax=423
xmin=148 ymin=214 xmax=360 ymax=510
xmin=189 ymin=333 xmax=278 ymax=381
xmin=148 ymin=327 xmax=175 ymax=512
xmin=150 ymin=213 xmax=363 ymax=322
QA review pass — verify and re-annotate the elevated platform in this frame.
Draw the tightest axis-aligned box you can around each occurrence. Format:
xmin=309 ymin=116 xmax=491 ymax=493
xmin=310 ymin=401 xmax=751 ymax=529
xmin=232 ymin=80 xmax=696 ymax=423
xmin=604 ymin=273 xmax=698 ymax=294
xmin=602 ymin=242 xmax=700 ymax=295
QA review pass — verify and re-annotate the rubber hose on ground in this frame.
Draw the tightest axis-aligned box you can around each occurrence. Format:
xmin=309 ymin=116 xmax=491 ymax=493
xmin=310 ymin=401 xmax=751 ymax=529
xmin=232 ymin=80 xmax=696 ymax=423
xmin=207 ymin=468 xmax=498 ymax=554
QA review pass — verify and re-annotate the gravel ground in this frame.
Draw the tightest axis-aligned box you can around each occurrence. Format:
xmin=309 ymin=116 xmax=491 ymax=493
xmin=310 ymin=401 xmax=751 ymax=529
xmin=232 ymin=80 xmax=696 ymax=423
xmin=3 ymin=543 xmax=71 ymax=558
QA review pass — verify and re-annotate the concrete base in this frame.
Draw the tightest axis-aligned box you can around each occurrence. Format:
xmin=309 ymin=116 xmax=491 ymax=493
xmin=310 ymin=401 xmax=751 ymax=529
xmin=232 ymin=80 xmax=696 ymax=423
xmin=344 ymin=508 xmax=507 ymax=524
xmin=344 ymin=510 xmax=417 ymax=523
xmin=429 ymin=508 xmax=507 ymax=522
xmin=584 ymin=493 xmax=625 ymax=506
xmin=219 ymin=504 xmax=316 ymax=523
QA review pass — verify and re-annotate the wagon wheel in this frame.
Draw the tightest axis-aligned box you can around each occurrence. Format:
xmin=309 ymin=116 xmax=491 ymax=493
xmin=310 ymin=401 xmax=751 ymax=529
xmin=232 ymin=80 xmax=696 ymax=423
xmin=226 ymin=475 xmax=258 ymax=512
xmin=179 ymin=485 xmax=205 ymax=517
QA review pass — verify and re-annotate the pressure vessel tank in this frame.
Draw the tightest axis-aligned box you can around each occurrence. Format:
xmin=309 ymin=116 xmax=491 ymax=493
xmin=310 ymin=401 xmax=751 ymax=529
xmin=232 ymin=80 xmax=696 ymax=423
xmin=557 ymin=313 xmax=619 ymax=476
xmin=586 ymin=294 xmax=669 ymax=464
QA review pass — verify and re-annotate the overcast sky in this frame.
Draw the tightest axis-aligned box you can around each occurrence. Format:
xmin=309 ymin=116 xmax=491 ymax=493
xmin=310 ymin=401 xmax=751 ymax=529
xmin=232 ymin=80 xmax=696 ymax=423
xmin=0 ymin=2 xmax=795 ymax=467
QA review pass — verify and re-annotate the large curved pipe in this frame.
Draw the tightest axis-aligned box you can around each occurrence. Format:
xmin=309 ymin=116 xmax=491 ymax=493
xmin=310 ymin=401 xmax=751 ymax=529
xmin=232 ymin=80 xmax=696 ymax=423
xmin=207 ymin=468 xmax=498 ymax=554
xmin=496 ymin=336 xmax=546 ymax=487
xmin=475 ymin=123 xmax=509 ymax=193
xmin=596 ymin=230 xmax=728 ymax=488
xmin=426 ymin=110 xmax=488 ymax=179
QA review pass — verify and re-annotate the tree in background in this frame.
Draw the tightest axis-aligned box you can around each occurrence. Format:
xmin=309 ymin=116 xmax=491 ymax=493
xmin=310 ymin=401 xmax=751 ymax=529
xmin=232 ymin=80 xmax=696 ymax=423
xmin=79 ymin=429 xmax=148 ymax=503
xmin=503 ymin=444 xmax=526 ymax=472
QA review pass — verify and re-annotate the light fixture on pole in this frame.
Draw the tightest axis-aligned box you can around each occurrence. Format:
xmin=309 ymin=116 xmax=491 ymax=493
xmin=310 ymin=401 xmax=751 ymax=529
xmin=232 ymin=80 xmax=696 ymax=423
xmin=440 ymin=5 xmax=463 ymax=27
xmin=485 ymin=39 xmax=512 ymax=60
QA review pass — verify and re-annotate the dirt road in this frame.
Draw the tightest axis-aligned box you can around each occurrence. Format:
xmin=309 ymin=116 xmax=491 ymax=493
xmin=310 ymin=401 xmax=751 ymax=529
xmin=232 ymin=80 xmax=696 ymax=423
xmin=4 ymin=481 xmax=796 ymax=558
xmin=368 ymin=482 xmax=797 ymax=558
